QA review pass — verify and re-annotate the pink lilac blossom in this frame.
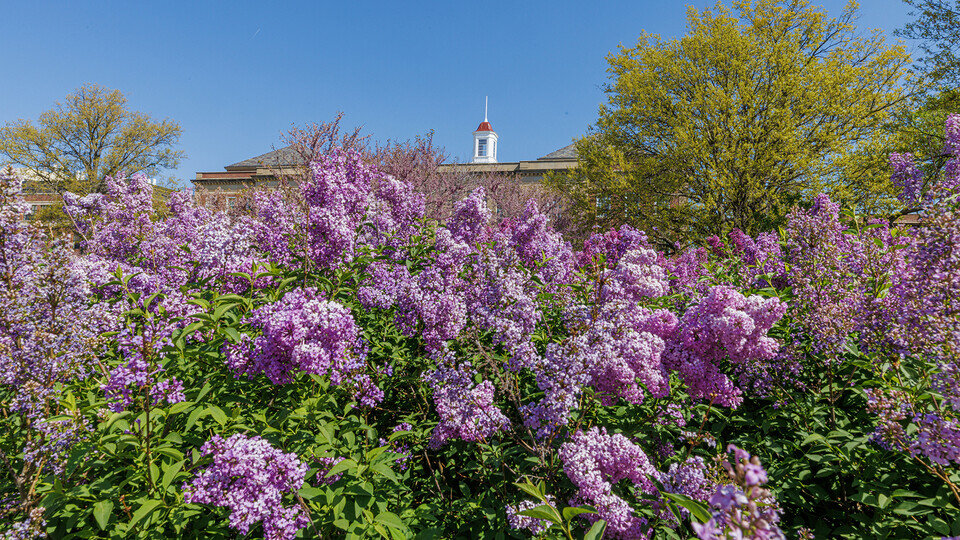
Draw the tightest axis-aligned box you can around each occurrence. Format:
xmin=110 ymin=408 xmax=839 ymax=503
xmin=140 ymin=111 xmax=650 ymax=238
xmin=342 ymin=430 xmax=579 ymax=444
xmin=183 ymin=434 xmax=310 ymax=540
xmin=559 ymin=427 xmax=660 ymax=539
xmin=601 ymin=247 xmax=671 ymax=302
xmin=662 ymin=247 xmax=709 ymax=295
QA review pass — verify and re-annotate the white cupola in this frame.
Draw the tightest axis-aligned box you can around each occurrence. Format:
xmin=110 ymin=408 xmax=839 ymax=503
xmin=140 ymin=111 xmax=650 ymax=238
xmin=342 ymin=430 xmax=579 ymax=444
xmin=472 ymin=97 xmax=498 ymax=163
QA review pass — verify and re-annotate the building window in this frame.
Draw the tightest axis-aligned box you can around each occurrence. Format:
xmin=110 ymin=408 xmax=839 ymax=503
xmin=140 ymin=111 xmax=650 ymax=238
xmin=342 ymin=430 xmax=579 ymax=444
xmin=477 ymin=138 xmax=487 ymax=157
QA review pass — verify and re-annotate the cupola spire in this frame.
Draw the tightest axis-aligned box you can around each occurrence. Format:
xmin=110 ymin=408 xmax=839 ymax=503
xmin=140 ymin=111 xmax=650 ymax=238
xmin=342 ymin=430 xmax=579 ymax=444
xmin=472 ymin=97 xmax=498 ymax=163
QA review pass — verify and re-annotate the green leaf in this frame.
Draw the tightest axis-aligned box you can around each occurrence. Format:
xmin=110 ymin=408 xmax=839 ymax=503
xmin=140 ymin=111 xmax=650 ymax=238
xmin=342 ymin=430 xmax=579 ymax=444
xmin=661 ymin=492 xmax=711 ymax=523
xmin=222 ymin=327 xmax=241 ymax=342
xmin=103 ymin=412 xmax=130 ymax=432
xmin=299 ymin=486 xmax=324 ymax=500
xmin=369 ymin=462 xmax=399 ymax=483
xmin=374 ymin=511 xmax=406 ymax=531
xmin=185 ymin=407 xmax=205 ymax=430
xmin=92 ymin=500 xmax=113 ymax=530
xmin=326 ymin=459 xmax=358 ymax=478
xmin=207 ymin=405 xmax=228 ymax=426
xmin=562 ymin=506 xmax=596 ymax=521
xmin=166 ymin=401 xmax=193 ymax=415
xmin=161 ymin=460 xmax=184 ymax=491
xmin=514 ymin=480 xmax=544 ymax=500
xmin=213 ymin=302 xmax=239 ymax=321
xmin=583 ymin=519 xmax=606 ymax=540
xmin=517 ymin=504 xmax=562 ymax=525
xmin=128 ymin=499 xmax=162 ymax=528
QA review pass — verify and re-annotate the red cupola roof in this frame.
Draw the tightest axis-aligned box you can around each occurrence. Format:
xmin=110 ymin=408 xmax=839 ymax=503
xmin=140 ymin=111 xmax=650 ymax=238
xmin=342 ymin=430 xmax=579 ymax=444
xmin=475 ymin=121 xmax=494 ymax=132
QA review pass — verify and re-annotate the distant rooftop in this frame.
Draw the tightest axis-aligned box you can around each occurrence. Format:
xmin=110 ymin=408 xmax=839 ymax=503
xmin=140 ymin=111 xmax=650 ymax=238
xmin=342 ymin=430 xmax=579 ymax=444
xmin=538 ymin=143 xmax=577 ymax=161
xmin=218 ymin=140 xmax=578 ymax=173
xmin=225 ymin=146 xmax=304 ymax=170
xmin=475 ymin=121 xmax=494 ymax=132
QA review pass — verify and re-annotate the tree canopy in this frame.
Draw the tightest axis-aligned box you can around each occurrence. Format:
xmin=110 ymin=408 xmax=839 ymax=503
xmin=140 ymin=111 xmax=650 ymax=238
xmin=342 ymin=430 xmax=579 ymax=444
xmin=0 ymin=84 xmax=183 ymax=194
xmin=548 ymin=0 xmax=911 ymax=246
xmin=898 ymin=0 xmax=960 ymax=87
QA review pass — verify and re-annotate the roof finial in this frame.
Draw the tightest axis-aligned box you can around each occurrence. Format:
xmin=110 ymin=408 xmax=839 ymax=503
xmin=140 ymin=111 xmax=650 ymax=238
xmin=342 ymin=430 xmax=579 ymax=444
xmin=484 ymin=96 xmax=488 ymax=122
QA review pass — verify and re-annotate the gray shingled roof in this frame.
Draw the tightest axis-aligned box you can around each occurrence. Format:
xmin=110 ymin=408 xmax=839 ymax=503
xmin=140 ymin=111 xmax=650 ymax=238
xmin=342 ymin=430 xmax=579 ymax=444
xmin=225 ymin=146 xmax=305 ymax=170
xmin=538 ymin=143 xmax=578 ymax=161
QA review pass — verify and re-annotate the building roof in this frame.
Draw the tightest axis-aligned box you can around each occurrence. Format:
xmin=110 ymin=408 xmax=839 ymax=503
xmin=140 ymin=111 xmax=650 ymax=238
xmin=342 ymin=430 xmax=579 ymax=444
xmin=475 ymin=121 xmax=494 ymax=132
xmin=538 ymin=142 xmax=577 ymax=160
xmin=225 ymin=146 xmax=305 ymax=170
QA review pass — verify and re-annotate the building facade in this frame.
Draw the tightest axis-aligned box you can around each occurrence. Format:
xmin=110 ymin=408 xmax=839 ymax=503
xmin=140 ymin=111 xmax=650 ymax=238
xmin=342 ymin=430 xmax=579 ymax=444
xmin=194 ymin=117 xmax=580 ymax=200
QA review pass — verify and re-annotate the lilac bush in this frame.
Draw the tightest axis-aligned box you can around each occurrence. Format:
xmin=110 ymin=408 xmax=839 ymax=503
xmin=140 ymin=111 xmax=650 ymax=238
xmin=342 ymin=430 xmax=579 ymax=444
xmin=9 ymin=116 xmax=960 ymax=539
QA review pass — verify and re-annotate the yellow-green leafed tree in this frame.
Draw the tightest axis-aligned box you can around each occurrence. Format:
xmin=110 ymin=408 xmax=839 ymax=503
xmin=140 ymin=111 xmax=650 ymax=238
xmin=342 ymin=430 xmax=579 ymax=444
xmin=0 ymin=84 xmax=183 ymax=196
xmin=549 ymin=0 xmax=911 ymax=247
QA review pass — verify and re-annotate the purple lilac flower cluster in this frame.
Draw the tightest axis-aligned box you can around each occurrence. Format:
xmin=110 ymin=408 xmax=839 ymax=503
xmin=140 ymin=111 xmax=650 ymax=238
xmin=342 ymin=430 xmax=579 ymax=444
xmin=576 ymin=225 xmax=652 ymax=271
xmin=0 ymin=171 xmax=119 ymax=489
xmin=225 ymin=288 xmax=376 ymax=398
xmin=377 ymin=422 xmax=414 ymax=471
xmin=21 ymin=412 xmax=90 ymax=476
xmin=784 ymin=194 xmax=873 ymax=360
xmin=1 ymin=507 xmax=46 ymax=540
xmin=666 ymin=286 xmax=786 ymax=408
xmin=890 ymin=152 xmax=925 ymax=207
xmin=315 ymin=456 xmax=346 ymax=485
xmin=101 ymin=356 xmax=185 ymax=412
xmin=303 ymin=150 xmax=376 ymax=268
xmin=183 ymin=434 xmax=310 ymax=540
xmin=726 ymin=229 xmax=785 ymax=288
xmin=693 ymin=445 xmax=784 ymax=540
xmin=423 ymin=349 xmax=510 ymax=448
xmin=662 ymin=456 xmax=715 ymax=508
xmin=559 ymin=427 xmax=660 ymax=539
xmin=505 ymin=496 xmax=555 ymax=535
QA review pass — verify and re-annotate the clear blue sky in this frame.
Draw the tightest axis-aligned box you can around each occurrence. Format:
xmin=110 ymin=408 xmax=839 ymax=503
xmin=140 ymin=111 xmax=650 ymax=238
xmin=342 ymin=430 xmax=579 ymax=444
xmin=0 ymin=1 xmax=918 ymax=186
